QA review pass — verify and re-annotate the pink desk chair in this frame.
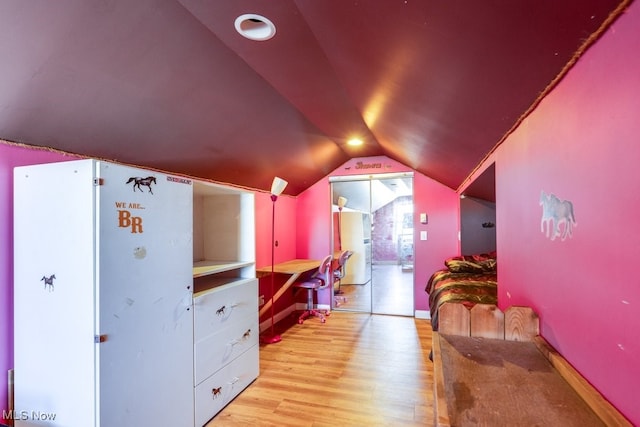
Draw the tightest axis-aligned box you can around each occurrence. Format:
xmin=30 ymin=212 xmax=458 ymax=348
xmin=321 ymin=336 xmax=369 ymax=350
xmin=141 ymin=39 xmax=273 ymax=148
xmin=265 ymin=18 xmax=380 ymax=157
xmin=293 ymin=254 xmax=332 ymax=324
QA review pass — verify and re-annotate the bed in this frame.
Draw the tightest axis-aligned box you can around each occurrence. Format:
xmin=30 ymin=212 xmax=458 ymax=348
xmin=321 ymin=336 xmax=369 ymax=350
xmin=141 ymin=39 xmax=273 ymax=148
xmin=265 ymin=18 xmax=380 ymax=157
xmin=426 ymin=252 xmax=497 ymax=331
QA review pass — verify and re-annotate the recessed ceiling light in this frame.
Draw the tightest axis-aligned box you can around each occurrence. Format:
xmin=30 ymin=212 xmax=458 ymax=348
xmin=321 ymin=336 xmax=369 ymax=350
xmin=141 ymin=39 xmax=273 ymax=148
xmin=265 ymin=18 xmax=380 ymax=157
xmin=347 ymin=138 xmax=363 ymax=146
xmin=234 ymin=14 xmax=276 ymax=41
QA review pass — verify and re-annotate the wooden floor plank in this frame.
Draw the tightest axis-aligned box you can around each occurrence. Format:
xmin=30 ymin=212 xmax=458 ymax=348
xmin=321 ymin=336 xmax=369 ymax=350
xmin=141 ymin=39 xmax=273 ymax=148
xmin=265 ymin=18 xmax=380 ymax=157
xmin=208 ymin=312 xmax=434 ymax=426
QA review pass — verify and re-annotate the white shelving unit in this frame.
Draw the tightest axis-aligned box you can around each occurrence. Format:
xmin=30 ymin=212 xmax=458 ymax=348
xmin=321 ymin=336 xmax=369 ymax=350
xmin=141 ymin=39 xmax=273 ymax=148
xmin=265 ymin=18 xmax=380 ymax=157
xmin=191 ymin=180 xmax=258 ymax=426
xmin=192 ymin=181 xmax=255 ymax=280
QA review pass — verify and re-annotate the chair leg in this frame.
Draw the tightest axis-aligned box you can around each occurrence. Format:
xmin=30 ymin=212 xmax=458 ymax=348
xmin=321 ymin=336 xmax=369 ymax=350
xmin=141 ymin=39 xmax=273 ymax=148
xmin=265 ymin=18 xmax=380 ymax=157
xmin=334 ymin=281 xmax=347 ymax=306
xmin=298 ymin=288 xmax=328 ymax=324
xmin=334 ymin=294 xmax=347 ymax=306
xmin=298 ymin=289 xmax=314 ymax=323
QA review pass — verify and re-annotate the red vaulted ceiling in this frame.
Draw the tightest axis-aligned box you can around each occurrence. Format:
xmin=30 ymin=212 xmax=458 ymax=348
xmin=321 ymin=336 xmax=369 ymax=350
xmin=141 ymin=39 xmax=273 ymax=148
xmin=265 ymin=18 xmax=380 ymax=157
xmin=0 ymin=1 xmax=629 ymax=197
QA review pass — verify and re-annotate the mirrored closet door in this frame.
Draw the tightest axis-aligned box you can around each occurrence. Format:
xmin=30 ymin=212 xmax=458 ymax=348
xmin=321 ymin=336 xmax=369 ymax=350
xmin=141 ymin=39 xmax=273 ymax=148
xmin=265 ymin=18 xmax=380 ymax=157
xmin=330 ymin=173 xmax=414 ymax=316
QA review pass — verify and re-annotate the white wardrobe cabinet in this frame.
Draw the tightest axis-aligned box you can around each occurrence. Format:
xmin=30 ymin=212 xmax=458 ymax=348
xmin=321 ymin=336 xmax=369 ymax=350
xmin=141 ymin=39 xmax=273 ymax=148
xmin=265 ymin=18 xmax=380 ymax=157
xmin=13 ymin=159 xmax=258 ymax=427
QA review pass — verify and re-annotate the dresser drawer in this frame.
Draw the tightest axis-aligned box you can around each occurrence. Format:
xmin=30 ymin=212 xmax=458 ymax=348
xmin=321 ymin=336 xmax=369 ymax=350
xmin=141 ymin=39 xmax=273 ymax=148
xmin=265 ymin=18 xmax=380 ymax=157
xmin=194 ymin=344 xmax=259 ymax=427
xmin=193 ymin=278 xmax=258 ymax=341
xmin=194 ymin=314 xmax=258 ymax=385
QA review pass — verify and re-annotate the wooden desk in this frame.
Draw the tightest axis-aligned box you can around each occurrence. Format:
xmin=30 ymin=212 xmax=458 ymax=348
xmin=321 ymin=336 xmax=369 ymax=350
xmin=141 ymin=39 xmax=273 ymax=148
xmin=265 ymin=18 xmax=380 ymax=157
xmin=257 ymin=259 xmax=320 ymax=318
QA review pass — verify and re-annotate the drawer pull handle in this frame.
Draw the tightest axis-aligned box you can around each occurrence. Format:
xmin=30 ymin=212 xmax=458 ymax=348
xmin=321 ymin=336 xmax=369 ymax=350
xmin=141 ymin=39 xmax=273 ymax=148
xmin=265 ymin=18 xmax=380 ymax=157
xmin=230 ymin=329 xmax=252 ymax=346
xmin=229 ymin=377 xmax=240 ymax=385
xmin=217 ymin=302 xmax=241 ymax=318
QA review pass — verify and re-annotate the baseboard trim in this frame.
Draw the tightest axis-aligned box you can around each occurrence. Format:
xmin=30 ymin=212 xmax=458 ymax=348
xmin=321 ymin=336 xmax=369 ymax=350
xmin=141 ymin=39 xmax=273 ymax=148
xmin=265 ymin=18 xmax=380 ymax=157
xmin=259 ymin=303 xmax=296 ymax=333
xmin=260 ymin=306 xmax=431 ymax=331
xmin=415 ymin=310 xmax=430 ymax=320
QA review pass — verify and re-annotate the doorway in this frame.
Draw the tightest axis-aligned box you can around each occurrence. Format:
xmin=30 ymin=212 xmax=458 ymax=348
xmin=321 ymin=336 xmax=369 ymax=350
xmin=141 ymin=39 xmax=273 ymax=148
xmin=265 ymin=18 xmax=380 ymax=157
xmin=330 ymin=173 xmax=414 ymax=316
xmin=460 ymin=163 xmax=496 ymax=255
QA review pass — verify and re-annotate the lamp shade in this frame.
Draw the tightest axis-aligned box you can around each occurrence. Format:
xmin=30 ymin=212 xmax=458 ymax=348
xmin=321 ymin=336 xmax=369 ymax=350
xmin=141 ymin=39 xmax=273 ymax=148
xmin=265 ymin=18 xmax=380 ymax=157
xmin=337 ymin=196 xmax=348 ymax=209
xmin=270 ymin=177 xmax=288 ymax=196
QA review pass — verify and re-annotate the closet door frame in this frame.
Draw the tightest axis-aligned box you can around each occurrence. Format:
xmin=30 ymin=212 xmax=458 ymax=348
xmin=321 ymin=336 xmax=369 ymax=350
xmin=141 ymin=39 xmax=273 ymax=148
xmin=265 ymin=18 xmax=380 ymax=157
xmin=330 ymin=172 xmax=414 ymax=315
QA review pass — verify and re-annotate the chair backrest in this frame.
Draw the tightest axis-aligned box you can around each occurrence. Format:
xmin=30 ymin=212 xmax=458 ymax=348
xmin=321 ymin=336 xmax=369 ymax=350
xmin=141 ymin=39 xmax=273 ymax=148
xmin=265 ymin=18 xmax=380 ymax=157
xmin=334 ymin=250 xmax=352 ymax=280
xmin=314 ymin=254 xmax=333 ymax=289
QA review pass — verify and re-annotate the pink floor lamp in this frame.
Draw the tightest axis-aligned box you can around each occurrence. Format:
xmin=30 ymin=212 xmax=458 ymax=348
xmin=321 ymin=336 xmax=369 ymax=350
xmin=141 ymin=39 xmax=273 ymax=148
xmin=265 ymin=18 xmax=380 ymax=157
xmin=261 ymin=176 xmax=288 ymax=344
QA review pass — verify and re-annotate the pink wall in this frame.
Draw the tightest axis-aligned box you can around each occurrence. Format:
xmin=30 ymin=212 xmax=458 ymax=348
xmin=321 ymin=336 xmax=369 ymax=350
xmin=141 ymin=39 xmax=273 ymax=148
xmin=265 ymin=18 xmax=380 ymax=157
xmin=0 ymin=142 xmax=81 ymax=417
xmin=255 ymin=192 xmax=297 ymax=269
xmin=296 ymin=156 xmax=459 ymax=312
xmin=412 ymin=171 xmax=460 ymax=311
xmin=295 ymin=177 xmax=331 ymax=261
xmin=471 ymin=3 xmax=640 ymax=423
xmin=295 ymin=176 xmax=332 ymax=306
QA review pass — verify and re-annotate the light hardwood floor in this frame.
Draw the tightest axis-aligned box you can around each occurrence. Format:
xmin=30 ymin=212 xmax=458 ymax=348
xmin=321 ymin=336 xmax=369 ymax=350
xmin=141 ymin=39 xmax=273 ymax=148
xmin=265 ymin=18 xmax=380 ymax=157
xmin=208 ymin=312 xmax=434 ymax=426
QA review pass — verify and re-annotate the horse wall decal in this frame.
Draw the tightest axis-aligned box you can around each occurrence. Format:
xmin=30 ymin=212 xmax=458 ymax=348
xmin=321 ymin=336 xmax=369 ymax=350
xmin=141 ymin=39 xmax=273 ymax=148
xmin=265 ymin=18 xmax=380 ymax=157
xmin=212 ymin=387 xmax=222 ymax=399
xmin=540 ymin=190 xmax=577 ymax=241
xmin=41 ymin=274 xmax=56 ymax=292
xmin=126 ymin=176 xmax=156 ymax=194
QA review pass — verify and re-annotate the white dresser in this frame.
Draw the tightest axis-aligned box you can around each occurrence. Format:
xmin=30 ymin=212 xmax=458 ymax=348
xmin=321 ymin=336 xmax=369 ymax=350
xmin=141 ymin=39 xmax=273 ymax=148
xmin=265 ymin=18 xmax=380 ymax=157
xmin=193 ymin=279 xmax=259 ymax=426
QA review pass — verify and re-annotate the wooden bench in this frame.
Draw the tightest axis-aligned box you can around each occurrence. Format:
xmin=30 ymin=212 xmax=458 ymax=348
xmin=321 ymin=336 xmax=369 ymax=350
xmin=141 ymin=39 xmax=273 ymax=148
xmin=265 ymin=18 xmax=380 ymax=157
xmin=432 ymin=303 xmax=631 ymax=426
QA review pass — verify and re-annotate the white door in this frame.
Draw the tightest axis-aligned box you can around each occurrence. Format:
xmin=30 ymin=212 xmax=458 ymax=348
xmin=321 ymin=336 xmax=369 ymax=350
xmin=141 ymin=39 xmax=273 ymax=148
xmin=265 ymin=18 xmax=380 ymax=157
xmin=96 ymin=162 xmax=194 ymax=426
xmin=14 ymin=159 xmax=98 ymax=426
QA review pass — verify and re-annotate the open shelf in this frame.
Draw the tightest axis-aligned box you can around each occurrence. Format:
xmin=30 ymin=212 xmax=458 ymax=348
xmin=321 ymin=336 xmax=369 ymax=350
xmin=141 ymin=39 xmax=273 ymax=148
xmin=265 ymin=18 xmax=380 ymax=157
xmin=192 ymin=180 xmax=255 ymax=293
xmin=193 ymin=260 xmax=255 ymax=278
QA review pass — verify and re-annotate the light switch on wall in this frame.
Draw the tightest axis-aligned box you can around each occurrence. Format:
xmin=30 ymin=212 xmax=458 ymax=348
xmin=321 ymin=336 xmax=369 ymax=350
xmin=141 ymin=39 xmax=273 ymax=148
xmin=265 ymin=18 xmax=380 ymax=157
xmin=420 ymin=230 xmax=427 ymax=240
xmin=420 ymin=213 xmax=428 ymax=224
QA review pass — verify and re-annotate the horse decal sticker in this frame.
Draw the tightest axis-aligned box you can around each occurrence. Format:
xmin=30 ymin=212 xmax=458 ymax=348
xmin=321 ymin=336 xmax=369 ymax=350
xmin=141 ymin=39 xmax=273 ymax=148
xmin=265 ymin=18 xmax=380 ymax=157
xmin=212 ymin=387 xmax=222 ymax=399
xmin=41 ymin=274 xmax=56 ymax=292
xmin=540 ymin=190 xmax=577 ymax=241
xmin=126 ymin=176 xmax=156 ymax=194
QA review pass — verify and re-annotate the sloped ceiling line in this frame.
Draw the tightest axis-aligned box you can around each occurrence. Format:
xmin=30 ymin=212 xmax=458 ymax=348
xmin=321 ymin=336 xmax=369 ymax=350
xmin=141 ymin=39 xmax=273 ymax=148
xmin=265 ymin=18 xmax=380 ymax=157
xmin=456 ymin=0 xmax=634 ymax=196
